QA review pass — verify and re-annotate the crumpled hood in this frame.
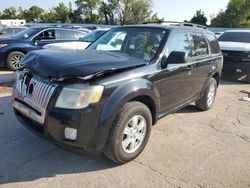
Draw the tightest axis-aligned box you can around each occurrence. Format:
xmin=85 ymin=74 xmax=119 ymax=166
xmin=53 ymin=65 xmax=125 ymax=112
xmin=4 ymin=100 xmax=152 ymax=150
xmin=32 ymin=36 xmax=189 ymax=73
xmin=21 ymin=49 xmax=147 ymax=79
xmin=219 ymin=41 xmax=250 ymax=51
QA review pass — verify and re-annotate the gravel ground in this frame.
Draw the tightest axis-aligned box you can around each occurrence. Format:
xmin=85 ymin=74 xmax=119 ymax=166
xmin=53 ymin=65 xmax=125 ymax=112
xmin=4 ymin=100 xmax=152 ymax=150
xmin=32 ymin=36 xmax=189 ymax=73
xmin=0 ymin=79 xmax=250 ymax=188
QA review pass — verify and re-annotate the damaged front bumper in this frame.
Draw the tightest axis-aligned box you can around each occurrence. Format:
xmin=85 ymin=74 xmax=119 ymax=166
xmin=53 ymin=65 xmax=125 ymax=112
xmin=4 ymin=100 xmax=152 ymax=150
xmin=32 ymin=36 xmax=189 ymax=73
xmin=12 ymin=71 xmax=111 ymax=154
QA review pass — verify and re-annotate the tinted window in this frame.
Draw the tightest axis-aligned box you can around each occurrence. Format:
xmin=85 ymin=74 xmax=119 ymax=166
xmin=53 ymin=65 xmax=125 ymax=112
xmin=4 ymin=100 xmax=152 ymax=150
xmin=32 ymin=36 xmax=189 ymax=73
xmin=218 ymin=32 xmax=250 ymax=43
xmin=38 ymin=29 xmax=55 ymax=40
xmin=89 ymin=28 xmax=166 ymax=61
xmin=57 ymin=30 xmax=81 ymax=40
xmin=167 ymin=32 xmax=193 ymax=58
xmin=205 ymin=33 xmax=221 ymax=54
xmin=192 ymin=32 xmax=209 ymax=56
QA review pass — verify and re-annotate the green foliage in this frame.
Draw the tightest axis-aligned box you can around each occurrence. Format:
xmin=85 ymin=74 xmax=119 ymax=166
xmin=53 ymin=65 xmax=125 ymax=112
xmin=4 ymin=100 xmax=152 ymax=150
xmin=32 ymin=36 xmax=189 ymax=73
xmin=1 ymin=7 xmax=18 ymax=19
xmin=75 ymin=0 xmax=101 ymax=23
xmin=27 ymin=6 xmax=45 ymax=22
xmin=190 ymin=9 xmax=207 ymax=26
xmin=51 ymin=3 xmax=71 ymax=23
xmin=211 ymin=0 xmax=250 ymax=27
xmin=0 ymin=0 xmax=162 ymax=25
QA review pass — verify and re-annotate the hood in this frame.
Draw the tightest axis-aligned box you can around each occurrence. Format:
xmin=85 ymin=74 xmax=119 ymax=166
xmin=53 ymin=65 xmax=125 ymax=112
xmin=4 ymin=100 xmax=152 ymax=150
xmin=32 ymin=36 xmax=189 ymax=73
xmin=21 ymin=49 xmax=147 ymax=80
xmin=219 ymin=41 xmax=250 ymax=52
xmin=0 ymin=37 xmax=24 ymax=43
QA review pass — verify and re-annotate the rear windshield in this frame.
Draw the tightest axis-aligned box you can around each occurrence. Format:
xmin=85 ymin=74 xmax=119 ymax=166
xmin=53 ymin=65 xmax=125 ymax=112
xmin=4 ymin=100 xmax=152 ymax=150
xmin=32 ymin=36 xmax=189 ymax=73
xmin=218 ymin=32 xmax=250 ymax=43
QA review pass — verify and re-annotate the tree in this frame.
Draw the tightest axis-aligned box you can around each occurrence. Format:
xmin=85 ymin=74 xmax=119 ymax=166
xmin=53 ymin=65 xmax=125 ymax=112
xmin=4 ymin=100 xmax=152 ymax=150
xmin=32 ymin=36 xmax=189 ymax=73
xmin=117 ymin=0 xmax=154 ymax=25
xmin=99 ymin=0 xmax=161 ymax=25
xmin=52 ymin=3 xmax=71 ymax=23
xmin=26 ymin=6 xmax=45 ymax=22
xmin=0 ymin=7 xmax=17 ymax=19
xmin=211 ymin=0 xmax=250 ymax=27
xmin=99 ymin=0 xmax=119 ymax=24
xmin=75 ymin=0 xmax=101 ymax=23
xmin=190 ymin=9 xmax=207 ymax=26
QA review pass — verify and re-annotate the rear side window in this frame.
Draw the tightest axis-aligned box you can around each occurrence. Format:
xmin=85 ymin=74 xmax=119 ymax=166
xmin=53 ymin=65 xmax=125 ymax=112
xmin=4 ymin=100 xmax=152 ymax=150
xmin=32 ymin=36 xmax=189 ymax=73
xmin=191 ymin=32 xmax=209 ymax=57
xmin=57 ymin=30 xmax=78 ymax=40
xmin=205 ymin=33 xmax=221 ymax=54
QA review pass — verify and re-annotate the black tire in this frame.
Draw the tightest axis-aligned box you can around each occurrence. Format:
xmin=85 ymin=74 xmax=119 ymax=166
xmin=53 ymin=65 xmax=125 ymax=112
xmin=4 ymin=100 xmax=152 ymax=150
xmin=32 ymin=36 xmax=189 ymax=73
xmin=104 ymin=101 xmax=152 ymax=164
xmin=6 ymin=51 xmax=25 ymax=71
xmin=195 ymin=78 xmax=218 ymax=111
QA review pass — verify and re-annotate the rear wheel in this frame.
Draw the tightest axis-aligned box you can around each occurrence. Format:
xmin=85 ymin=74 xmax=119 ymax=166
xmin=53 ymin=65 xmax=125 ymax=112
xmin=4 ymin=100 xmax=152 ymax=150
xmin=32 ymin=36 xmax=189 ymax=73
xmin=104 ymin=102 xmax=152 ymax=164
xmin=6 ymin=51 xmax=25 ymax=71
xmin=195 ymin=78 xmax=217 ymax=111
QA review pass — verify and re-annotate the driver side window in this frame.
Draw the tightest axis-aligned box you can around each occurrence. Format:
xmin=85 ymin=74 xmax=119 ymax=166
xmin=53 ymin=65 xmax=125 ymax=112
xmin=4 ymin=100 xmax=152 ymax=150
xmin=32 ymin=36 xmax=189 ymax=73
xmin=167 ymin=32 xmax=193 ymax=61
xmin=37 ymin=29 xmax=56 ymax=40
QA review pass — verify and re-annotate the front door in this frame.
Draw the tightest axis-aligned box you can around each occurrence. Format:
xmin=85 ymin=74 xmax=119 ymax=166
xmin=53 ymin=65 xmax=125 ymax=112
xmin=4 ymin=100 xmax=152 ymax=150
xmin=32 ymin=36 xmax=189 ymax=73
xmin=160 ymin=31 xmax=195 ymax=112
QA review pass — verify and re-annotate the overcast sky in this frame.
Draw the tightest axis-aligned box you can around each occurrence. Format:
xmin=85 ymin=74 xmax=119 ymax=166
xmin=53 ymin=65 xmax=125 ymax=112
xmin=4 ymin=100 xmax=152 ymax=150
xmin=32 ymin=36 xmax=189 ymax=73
xmin=0 ymin=0 xmax=229 ymax=23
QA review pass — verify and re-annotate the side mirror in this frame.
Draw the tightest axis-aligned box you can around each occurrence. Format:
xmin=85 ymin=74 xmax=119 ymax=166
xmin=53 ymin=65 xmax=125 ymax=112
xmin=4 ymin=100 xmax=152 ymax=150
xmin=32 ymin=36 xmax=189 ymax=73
xmin=33 ymin=36 xmax=42 ymax=46
xmin=161 ymin=51 xmax=187 ymax=69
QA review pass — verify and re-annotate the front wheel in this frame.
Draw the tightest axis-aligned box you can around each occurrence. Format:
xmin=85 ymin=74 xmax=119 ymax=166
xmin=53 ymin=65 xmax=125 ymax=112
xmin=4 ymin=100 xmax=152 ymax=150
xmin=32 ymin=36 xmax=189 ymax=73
xmin=195 ymin=78 xmax=218 ymax=111
xmin=104 ymin=102 xmax=152 ymax=164
xmin=6 ymin=51 xmax=25 ymax=71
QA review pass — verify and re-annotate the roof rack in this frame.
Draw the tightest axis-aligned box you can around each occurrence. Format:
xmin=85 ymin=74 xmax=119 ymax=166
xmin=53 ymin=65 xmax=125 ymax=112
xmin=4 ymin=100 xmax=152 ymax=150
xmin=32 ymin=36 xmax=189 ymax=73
xmin=143 ymin=21 xmax=207 ymax=30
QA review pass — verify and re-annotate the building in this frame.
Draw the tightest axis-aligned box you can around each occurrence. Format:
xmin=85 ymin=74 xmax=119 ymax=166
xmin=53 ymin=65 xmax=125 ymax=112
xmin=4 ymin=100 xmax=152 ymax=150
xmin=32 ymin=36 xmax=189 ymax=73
xmin=0 ymin=19 xmax=26 ymax=27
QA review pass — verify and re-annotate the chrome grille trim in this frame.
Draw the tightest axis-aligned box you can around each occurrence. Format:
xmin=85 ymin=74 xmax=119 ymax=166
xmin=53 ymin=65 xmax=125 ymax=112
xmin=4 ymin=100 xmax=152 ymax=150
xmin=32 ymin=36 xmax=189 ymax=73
xmin=27 ymin=76 xmax=57 ymax=108
xmin=13 ymin=72 xmax=58 ymax=124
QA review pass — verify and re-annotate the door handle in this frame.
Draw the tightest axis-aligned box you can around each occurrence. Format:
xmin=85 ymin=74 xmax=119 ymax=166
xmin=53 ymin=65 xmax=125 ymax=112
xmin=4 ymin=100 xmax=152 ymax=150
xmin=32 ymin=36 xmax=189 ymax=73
xmin=208 ymin=60 xmax=213 ymax=65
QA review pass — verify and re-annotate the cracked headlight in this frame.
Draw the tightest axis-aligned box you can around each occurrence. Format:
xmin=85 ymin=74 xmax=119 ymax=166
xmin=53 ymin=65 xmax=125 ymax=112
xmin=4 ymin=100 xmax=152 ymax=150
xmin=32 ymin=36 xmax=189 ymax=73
xmin=55 ymin=84 xmax=104 ymax=109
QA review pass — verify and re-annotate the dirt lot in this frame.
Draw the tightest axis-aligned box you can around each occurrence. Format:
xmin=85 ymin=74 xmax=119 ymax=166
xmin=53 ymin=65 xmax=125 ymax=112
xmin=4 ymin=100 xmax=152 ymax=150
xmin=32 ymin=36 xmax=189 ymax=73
xmin=0 ymin=75 xmax=250 ymax=188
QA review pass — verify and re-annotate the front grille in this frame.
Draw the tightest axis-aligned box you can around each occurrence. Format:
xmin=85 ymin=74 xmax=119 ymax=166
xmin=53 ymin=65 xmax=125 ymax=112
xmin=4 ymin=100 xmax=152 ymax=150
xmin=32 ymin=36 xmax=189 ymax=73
xmin=27 ymin=76 xmax=57 ymax=109
xmin=222 ymin=50 xmax=244 ymax=58
xmin=14 ymin=71 xmax=58 ymax=124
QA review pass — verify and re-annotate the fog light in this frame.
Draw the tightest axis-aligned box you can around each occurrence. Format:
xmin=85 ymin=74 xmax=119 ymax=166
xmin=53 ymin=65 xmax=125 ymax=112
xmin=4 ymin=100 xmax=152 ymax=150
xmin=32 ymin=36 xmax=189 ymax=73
xmin=65 ymin=127 xmax=77 ymax=140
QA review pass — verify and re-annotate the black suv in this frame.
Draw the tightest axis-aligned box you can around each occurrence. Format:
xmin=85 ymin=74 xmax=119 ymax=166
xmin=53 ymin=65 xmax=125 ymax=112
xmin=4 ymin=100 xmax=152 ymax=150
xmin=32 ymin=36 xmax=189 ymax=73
xmin=12 ymin=24 xmax=223 ymax=164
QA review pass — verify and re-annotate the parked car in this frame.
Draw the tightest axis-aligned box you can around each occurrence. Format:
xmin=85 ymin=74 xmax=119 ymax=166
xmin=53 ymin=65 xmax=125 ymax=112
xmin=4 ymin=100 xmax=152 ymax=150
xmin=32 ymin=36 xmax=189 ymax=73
xmin=0 ymin=27 xmax=87 ymax=70
xmin=13 ymin=24 xmax=223 ymax=164
xmin=0 ymin=26 xmax=28 ymax=38
xmin=43 ymin=29 xmax=108 ymax=51
xmin=219 ymin=30 xmax=250 ymax=82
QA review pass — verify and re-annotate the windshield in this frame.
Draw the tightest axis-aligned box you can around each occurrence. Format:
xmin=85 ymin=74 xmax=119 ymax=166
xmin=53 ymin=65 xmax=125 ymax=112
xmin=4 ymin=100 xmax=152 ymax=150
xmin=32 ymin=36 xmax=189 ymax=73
xmin=80 ymin=30 xmax=107 ymax=42
xmin=12 ymin=28 xmax=41 ymax=39
xmin=218 ymin=32 xmax=250 ymax=43
xmin=89 ymin=27 xmax=166 ymax=61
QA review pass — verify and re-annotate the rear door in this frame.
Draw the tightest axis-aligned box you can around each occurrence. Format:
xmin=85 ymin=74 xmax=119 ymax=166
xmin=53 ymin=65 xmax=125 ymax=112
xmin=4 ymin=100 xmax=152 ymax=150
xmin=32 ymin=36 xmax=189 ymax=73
xmin=189 ymin=31 xmax=210 ymax=96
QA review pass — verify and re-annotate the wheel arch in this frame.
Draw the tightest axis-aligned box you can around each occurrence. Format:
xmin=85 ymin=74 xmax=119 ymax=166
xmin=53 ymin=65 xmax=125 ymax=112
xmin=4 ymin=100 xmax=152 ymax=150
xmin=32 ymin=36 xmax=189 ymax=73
xmin=212 ymin=72 xmax=220 ymax=87
xmin=100 ymin=79 xmax=160 ymax=126
xmin=4 ymin=49 xmax=27 ymax=67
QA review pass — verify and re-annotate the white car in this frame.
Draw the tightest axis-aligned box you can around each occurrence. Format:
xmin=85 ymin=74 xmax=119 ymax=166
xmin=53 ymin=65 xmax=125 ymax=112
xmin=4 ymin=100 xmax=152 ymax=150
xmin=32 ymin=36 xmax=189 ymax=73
xmin=218 ymin=30 xmax=250 ymax=82
xmin=43 ymin=29 xmax=109 ymax=51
